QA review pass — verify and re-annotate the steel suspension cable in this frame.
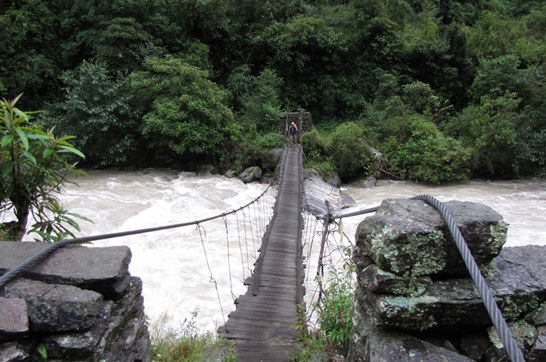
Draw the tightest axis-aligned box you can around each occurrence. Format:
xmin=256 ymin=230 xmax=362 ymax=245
xmin=0 ymin=183 xmax=273 ymax=289
xmin=412 ymin=194 xmax=525 ymax=362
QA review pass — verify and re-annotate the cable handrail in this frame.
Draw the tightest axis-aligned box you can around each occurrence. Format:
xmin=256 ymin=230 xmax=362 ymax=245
xmin=0 ymin=182 xmax=275 ymax=290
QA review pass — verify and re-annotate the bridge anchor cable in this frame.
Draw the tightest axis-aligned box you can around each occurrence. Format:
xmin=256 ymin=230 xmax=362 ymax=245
xmin=323 ymin=194 xmax=525 ymax=362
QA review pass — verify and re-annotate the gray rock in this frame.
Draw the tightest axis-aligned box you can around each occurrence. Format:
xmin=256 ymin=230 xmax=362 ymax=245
xmin=2 ymin=279 xmax=103 ymax=332
xmin=264 ymin=148 xmax=283 ymax=170
xmin=302 ymin=168 xmax=321 ymax=180
xmin=43 ymin=301 xmax=113 ymax=360
xmin=43 ymin=278 xmax=150 ymax=361
xmin=0 ymin=297 xmax=28 ymax=340
xmin=347 ymin=299 xmax=474 ymax=362
xmin=323 ymin=172 xmax=341 ymax=188
xmin=0 ymin=244 xmax=151 ymax=361
xmin=360 ymin=246 xmax=546 ymax=331
xmin=355 ymin=199 xmax=507 ymax=278
xmin=196 ymin=164 xmax=216 ymax=175
xmin=0 ymin=242 xmax=132 ymax=299
xmin=239 ymin=166 xmax=262 ymax=183
xmin=529 ymin=326 xmax=546 ymax=362
xmin=225 ymin=169 xmax=238 ymax=178
xmin=0 ymin=343 xmax=29 ymax=362
xmin=303 ymin=177 xmax=356 ymax=216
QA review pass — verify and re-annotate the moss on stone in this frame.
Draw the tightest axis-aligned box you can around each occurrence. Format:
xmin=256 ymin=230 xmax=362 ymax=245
xmin=380 ymin=296 xmax=439 ymax=330
xmin=489 ymin=220 xmax=508 ymax=255
xmin=500 ymin=294 xmax=540 ymax=321
xmin=401 ymin=231 xmax=446 ymax=278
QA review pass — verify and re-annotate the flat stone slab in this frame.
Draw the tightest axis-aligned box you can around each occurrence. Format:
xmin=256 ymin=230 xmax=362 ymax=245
xmin=304 ymin=177 xmax=356 ymax=216
xmin=355 ymin=199 xmax=507 ymax=278
xmin=0 ymin=297 xmax=28 ymax=340
xmin=0 ymin=241 xmax=132 ymax=298
xmin=363 ymin=246 xmax=546 ymax=330
xmin=2 ymin=279 xmax=103 ymax=332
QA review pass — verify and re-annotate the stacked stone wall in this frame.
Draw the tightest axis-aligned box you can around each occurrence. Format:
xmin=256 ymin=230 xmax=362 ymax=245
xmin=348 ymin=199 xmax=546 ymax=361
xmin=0 ymin=241 xmax=151 ymax=361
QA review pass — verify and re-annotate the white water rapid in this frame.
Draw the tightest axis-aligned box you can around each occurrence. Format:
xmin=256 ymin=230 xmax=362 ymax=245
xmin=11 ymin=171 xmax=546 ymax=335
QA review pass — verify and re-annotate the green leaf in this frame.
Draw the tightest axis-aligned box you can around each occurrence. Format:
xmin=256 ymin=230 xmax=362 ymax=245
xmin=16 ymin=128 xmax=29 ymax=150
xmin=14 ymin=108 xmax=29 ymax=122
xmin=22 ymin=150 xmax=37 ymax=164
xmin=58 ymin=145 xmax=85 ymax=159
xmin=37 ymin=343 xmax=48 ymax=360
xmin=67 ymin=212 xmax=94 ymax=224
xmin=1 ymin=134 xmax=14 ymax=147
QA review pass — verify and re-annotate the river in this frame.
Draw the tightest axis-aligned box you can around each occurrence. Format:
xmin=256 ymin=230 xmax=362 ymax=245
xmin=16 ymin=171 xmax=546 ymax=334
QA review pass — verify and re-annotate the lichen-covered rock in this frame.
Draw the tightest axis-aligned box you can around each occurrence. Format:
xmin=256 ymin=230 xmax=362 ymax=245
xmin=357 ymin=265 xmax=431 ymax=296
xmin=349 ymin=195 xmax=544 ymax=361
xmin=347 ymin=298 xmax=475 ymax=362
xmin=358 ymin=246 xmax=546 ymax=331
xmin=355 ymin=199 xmax=507 ymax=278
xmin=529 ymin=326 xmax=546 ymax=362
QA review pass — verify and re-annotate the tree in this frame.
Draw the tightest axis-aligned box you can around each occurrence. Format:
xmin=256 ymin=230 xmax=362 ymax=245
xmin=0 ymin=95 xmax=88 ymax=241
xmin=40 ymin=61 xmax=141 ymax=167
xmin=0 ymin=0 xmax=67 ymax=110
xmin=446 ymin=92 xmax=520 ymax=177
xmin=130 ymin=56 xmax=237 ymax=165
xmin=237 ymin=68 xmax=283 ymax=134
xmin=382 ymin=114 xmax=471 ymax=184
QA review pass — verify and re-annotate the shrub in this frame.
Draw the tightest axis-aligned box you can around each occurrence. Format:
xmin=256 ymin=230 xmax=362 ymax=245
xmin=255 ymin=132 xmax=284 ymax=149
xmin=316 ymin=262 xmax=356 ymax=357
xmin=0 ymin=95 xmax=89 ymax=241
xmin=383 ymin=115 xmax=471 ymax=183
xmin=329 ymin=122 xmax=377 ymax=181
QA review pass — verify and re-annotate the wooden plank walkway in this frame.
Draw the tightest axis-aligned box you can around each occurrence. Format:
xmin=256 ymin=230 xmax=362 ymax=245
xmin=221 ymin=145 xmax=304 ymax=361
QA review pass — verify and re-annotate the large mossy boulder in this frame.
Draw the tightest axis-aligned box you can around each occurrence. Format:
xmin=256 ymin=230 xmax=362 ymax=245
xmin=354 ymin=199 xmax=507 ymax=278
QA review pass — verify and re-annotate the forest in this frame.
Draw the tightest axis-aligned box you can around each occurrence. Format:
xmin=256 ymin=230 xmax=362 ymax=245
xmin=1 ymin=0 xmax=545 ymax=183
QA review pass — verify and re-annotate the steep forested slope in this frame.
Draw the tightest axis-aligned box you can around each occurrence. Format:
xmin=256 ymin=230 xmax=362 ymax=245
xmin=1 ymin=0 xmax=544 ymax=181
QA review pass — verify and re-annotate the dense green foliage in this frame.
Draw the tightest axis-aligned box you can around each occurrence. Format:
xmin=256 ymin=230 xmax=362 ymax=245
xmin=1 ymin=0 xmax=544 ymax=180
xmin=0 ymin=95 xmax=88 ymax=241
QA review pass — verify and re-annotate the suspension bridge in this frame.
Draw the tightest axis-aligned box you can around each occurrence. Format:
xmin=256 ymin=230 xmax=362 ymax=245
xmin=0 ymin=141 xmax=527 ymax=362
xmin=220 ymin=144 xmax=304 ymax=360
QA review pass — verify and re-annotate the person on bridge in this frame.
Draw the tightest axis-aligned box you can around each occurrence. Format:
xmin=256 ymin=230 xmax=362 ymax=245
xmin=289 ymin=121 xmax=298 ymax=146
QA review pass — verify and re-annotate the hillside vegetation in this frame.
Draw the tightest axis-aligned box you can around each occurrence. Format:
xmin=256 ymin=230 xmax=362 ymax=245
xmin=1 ymin=0 xmax=544 ymax=182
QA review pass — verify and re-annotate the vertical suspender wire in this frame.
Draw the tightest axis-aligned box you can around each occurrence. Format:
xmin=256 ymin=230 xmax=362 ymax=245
xmin=241 ymin=209 xmax=254 ymax=269
xmin=235 ymin=212 xmax=246 ymax=280
xmin=304 ymin=212 xmax=320 ymax=296
xmin=316 ymin=201 xmax=332 ymax=305
xmin=196 ymin=223 xmax=225 ymax=325
xmin=222 ymin=216 xmax=236 ymax=301
xmin=252 ymin=201 xmax=260 ymax=244
xmin=258 ymin=195 xmax=266 ymax=236
xmin=247 ymin=207 xmax=257 ymax=259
